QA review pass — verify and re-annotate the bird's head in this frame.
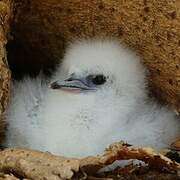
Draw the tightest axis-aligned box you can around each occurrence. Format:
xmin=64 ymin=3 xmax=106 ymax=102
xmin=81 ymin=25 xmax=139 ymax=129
xmin=50 ymin=39 xmax=147 ymax=102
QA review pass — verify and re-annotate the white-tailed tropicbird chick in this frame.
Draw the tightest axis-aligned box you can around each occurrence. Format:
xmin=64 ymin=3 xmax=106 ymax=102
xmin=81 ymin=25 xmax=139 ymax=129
xmin=5 ymin=39 xmax=180 ymax=158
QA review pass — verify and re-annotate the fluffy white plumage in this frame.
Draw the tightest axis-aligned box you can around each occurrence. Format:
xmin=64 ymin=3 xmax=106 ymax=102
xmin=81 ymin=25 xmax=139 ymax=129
xmin=5 ymin=39 xmax=180 ymax=158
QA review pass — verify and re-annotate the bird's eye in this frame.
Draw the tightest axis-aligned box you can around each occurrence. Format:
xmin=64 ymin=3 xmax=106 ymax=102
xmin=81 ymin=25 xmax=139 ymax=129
xmin=88 ymin=75 xmax=107 ymax=85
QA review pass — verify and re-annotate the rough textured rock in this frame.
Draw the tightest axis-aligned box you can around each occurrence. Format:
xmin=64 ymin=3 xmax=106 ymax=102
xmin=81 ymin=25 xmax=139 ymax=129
xmin=0 ymin=148 xmax=80 ymax=179
xmin=0 ymin=144 xmax=179 ymax=179
xmin=0 ymin=0 xmax=12 ymax=144
xmin=11 ymin=0 xmax=180 ymax=112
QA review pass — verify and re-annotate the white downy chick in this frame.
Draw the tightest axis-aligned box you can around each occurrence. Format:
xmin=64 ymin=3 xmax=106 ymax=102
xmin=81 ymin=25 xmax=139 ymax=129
xmin=5 ymin=39 xmax=180 ymax=158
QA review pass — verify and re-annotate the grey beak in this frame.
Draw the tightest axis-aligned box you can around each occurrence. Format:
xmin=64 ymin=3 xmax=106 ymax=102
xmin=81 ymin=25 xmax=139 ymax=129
xmin=50 ymin=78 xmax=95 ymax=91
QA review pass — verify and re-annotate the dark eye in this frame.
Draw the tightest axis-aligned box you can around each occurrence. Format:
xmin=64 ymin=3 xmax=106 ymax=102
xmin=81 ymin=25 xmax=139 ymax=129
xmin=90 ymin=75 xmax=107 ymax=85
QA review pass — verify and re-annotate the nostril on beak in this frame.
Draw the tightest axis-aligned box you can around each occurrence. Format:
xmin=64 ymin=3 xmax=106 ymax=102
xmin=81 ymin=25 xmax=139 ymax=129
xmin=66 ymin=78 xmax=73 ymax=82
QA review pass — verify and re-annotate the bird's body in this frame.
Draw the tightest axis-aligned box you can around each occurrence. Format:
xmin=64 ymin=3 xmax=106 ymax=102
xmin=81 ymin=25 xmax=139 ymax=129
xmin=5 ymin=40 xmax=180 ymax=158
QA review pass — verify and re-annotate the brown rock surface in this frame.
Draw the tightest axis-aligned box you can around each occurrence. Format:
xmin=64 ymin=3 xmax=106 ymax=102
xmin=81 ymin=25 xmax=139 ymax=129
xmin=0 ymin=0 xmax=12 ymax=144
xmin=0 ymin=144 xmax=179 ymax=179
xmin=11 ymin=0 xmax=180 ymax=112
